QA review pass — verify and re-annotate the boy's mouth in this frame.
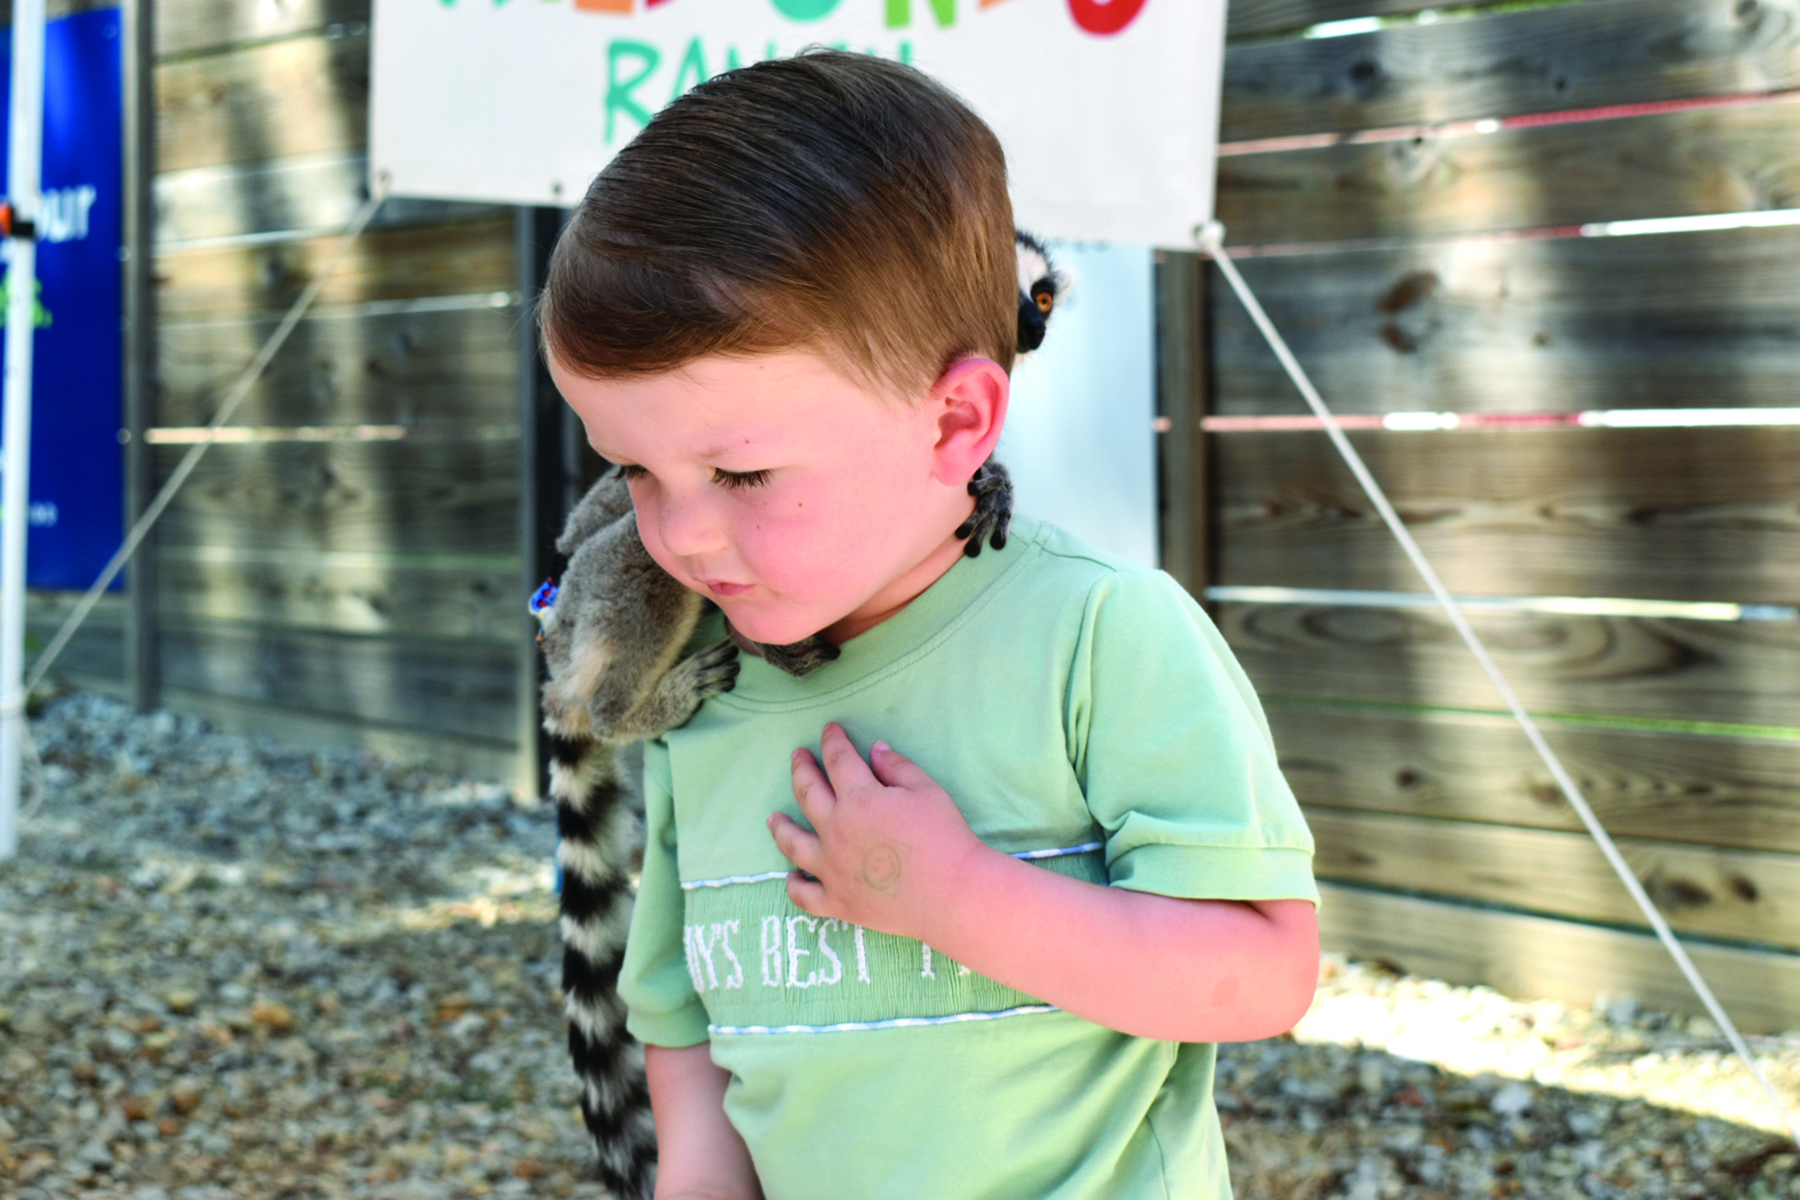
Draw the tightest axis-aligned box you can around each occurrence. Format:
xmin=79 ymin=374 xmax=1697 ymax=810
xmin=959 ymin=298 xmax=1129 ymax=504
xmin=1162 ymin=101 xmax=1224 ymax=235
xmin=701 ymin=580 xmax=752 ymax=597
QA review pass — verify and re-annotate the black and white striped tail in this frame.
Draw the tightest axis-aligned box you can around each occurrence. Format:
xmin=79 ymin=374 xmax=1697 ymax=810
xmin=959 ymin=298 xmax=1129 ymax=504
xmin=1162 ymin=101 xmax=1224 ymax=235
xmin=550 ymin=734 xmax=658 ymax=1200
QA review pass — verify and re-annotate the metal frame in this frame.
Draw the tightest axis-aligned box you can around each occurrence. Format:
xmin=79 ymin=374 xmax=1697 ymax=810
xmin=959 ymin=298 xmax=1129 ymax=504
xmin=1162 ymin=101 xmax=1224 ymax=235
xmin=515 ymin=204 xmax=577 ymax=799
xmin=121 ymin=0 xmax=155 ymax=712
xmin=1153 ymin=249 xmax=1210 ymax=604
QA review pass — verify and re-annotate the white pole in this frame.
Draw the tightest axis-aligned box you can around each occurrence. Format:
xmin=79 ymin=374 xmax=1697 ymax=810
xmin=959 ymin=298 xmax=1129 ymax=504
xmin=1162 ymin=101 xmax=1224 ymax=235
xmin=1 ymin=0 xmax=47 ymax=861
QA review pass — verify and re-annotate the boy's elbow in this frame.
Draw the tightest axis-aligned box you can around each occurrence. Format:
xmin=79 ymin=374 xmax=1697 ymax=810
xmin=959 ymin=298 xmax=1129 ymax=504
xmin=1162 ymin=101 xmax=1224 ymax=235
xmin=1225 ymin=899 xmax=1321 ymax=1042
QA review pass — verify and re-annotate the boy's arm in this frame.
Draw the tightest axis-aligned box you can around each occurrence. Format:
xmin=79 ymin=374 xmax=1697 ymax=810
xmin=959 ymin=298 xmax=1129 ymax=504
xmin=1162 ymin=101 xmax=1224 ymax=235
xmin=645 ymin=1043 xmax=764 ymax=1200
xmin=769 ymin=724 xmax=1319 ymax=1044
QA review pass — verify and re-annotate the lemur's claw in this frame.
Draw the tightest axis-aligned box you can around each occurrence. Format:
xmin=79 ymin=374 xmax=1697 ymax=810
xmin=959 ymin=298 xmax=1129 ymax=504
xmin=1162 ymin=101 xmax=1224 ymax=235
xmin=958 ymin=459 xmax=1014 ymax=558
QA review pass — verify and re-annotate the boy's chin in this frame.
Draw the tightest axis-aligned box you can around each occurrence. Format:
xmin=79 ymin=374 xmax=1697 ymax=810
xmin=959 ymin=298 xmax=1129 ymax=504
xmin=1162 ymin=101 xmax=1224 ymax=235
xmin=720 ymin=607 xmax=826 ymax=650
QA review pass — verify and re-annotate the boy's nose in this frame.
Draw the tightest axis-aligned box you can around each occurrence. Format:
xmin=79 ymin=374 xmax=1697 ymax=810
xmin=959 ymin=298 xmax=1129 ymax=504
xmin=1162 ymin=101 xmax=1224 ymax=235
xmin=654 ymin=493 xmax=728 ymax=558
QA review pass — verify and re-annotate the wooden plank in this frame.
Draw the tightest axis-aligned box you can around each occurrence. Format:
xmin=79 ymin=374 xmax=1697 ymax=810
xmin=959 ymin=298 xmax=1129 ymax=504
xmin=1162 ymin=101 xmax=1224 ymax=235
xmin=1272 ymin=704 xmax=1800 ymax=855
xmin=1218 ymin=601 xmax=1800 ymax=729
xmin=156 ymin=0 xmax=369 ymax=58
xmin=1 ymin=0 xmax=118 ymax=21
xmin=157 ymin=685 xmax=517 ymax=781
xmin=1217 ymin=94 xmax=1800 ymax=245
xmin=157 ymin=619 xmax=517 ymax=742
xmin=153 ymin=546 xmax=524 ymax=643
xmin=1214 ymin=427 xmax=1800 ymax=605
xmin=1317 ymin=881 xmax=1800 ymax=1032
xmin=1307 ymin=806 xmax=1800 ymax=950
xmin=24 ymin=591 xmax=126 ymax=687
xmin=1222 ymin=0 xmax=1800 ymax=142
xmin=156 ymin=152 xmax=502 ymax=245
xmin=156 ymin=27 xmax=369 ymax=174
xmin=1226 ymin=0 xmax=1450 ymax=41
xmin=157 ymin=303 xmax=520 ymax=428
xmin=154 ymin=217 xmax=515 ymax=317
xmin=151 ymin=439 xmax=519 ymax=555
xmin=1210 ymin=224 xmax=1800 ymax=415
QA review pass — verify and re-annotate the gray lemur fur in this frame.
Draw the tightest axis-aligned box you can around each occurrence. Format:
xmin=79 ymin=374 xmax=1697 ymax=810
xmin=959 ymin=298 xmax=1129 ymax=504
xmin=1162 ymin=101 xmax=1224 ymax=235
xmin=535 ymin=232 xmax=1061 ymax=1196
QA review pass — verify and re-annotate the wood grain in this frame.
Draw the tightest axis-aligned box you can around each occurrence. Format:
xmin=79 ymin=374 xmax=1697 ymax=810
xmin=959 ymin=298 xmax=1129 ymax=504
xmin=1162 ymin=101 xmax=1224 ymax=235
xmin=156 ymin=619 xmax=516 ymax=742
xmin=1214 ymin=427 xmax=1800 ymax=604
xmin=155 ymin=218 xmax=515 ymax=317
xmin=156 ymin=0 xmax=370 ymax=58
xmin=151 ymin=439 xmax=520 ymax=555
xmin=25 ymin=591 xmax=126 ymax=687
xmin=1210 ymin=224 xmax=1800 ymax=414
xmin=156 ymin=152 xmax=503 ymax=245
xmin=157 ymin=304 xmax=520 ymax=428
xmin=153 ymin=547 xmax=524 ymax=643
xmin=1226 ymin=0 xmax=1453 ymax=41
xmin=1307 ymin=806 xmax=1800 ymax=949
xmin=1317 ymin=881 xmax=1800 ymax=1032
xmin=156 ymin=683 xmax=518 ymax=780
xmin=156 ymin=27 xmax=369 ymax=173
xmin=1272 ymin=704 xmax=1800 ymax=854
xmin=1222 ymin=0 xmax=1800 ymax=142
xmin=1218 ymin=602 xmax=1800 ymax=729
xmin=1217 ymin=94 xmax=1800 ymax=244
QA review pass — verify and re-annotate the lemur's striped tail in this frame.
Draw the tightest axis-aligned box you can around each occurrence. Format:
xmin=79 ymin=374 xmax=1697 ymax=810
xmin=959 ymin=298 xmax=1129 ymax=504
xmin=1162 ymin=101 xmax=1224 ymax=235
xmin=549 ymin=733 xmax=657 ymax=1200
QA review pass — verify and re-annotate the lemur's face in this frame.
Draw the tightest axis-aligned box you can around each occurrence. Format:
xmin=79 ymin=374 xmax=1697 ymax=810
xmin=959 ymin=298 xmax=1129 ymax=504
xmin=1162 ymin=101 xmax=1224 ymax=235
xmin=551 ymin=350 xmax=1005 ymax=647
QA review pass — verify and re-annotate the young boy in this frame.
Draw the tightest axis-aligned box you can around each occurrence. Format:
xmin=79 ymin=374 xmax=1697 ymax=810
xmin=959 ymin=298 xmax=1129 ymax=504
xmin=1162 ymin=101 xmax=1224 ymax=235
xmin=539 ymin=49 xmax=1319 ymax=1200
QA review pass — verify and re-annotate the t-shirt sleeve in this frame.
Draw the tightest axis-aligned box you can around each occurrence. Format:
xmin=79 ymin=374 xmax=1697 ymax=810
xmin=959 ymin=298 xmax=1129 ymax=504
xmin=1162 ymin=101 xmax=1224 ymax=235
xmin=1065 ymin=570 xmax=1318 ymax=906
xmin=619 ymin=737 xmax=711 ymax=1048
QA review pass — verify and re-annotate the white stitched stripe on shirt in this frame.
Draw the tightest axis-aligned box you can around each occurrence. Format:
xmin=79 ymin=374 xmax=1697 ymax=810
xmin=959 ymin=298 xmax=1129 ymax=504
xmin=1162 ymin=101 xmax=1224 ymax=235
xmin=679 ymin=843 xmax=1102 ymax=891
xmin=708 ymin=1004 xmax=1061 ymax=1036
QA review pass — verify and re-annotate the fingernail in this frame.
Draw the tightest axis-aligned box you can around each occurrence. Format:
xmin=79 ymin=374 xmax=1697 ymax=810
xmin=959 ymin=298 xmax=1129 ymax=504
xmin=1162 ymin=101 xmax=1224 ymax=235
xmin=872 ymin=741 xmax=891 ymax=756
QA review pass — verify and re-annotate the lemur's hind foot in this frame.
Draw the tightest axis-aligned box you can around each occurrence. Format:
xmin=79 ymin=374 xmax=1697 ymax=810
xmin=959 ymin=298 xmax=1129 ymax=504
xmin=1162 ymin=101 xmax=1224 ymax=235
xmin=956 ymin=458 xmax=1014 ymax=557
xmin=756 ymin=633 xmax=842 ymax=677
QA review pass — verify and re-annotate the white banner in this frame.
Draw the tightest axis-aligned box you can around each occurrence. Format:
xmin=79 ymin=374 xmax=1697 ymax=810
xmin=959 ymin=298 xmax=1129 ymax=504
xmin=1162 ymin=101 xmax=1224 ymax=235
xmin=371 ymin=0 xmax=1224 ymax=248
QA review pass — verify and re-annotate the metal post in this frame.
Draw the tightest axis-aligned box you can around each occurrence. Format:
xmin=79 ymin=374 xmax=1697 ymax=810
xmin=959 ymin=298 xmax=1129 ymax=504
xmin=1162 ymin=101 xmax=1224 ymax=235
xmin=516 ymin=205 xmax=574 ymax=801
xmin=1153 ymin=249 xmax=1211 ymax=604
xmin=121 ymin=0 xmax=158 ymax=713
xmin=1 ymin=0 xmax=47 ymax=860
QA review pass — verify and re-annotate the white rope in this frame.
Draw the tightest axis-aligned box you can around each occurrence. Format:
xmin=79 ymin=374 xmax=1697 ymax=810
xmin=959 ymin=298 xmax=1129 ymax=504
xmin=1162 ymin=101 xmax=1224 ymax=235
xmin=14 ymin=181 xmax=391 ymax=708
xmin=1196 ymin=219 xmax=1800 ymax=1145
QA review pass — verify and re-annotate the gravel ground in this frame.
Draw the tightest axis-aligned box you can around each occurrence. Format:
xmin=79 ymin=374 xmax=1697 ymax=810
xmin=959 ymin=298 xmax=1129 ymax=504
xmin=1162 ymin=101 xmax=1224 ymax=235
xmin=2 ymin=689 xmax=1797 ymax=1200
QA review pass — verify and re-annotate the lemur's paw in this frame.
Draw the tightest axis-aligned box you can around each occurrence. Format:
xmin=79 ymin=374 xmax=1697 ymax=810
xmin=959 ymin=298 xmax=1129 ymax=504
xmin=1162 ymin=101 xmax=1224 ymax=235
xmin=758 ymin=634 xmax=841 ymax=678
xmin=682 ymin=640 xmax=742 ymax=699
xmin=955 ymin=459 xmax=1014 ymax=557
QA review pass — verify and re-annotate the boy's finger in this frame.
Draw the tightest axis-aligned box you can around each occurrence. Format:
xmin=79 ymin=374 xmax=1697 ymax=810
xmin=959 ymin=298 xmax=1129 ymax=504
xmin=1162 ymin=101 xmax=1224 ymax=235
xmin=785 ymin=870 xmax=828 ymax=916
xmin=790 ymin=747 xmax=837 ymax=823
xmin=818 ymin=723 xmax=875 ymax=788
xmin=868 ymin=740 xmax=936 ymax=791
xmin=767 ymin=812 xmax=822 ymax=874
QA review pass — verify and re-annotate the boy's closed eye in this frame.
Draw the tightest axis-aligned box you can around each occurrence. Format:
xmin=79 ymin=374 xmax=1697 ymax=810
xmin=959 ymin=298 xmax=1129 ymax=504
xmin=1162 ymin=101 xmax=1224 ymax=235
xmin=616 ymin=463 xmax=773 ymax=490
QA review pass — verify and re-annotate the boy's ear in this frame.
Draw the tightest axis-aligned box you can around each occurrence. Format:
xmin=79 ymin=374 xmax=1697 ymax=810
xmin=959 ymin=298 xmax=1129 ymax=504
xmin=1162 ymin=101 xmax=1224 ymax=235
xmin=927 ymin=357 xmax=1009 ymax=486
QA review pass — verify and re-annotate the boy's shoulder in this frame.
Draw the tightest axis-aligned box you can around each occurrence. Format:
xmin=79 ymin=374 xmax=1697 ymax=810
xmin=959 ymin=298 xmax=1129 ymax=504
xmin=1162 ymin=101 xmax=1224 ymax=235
xmin=1001 ymin=513 xmax=1185 ymax=610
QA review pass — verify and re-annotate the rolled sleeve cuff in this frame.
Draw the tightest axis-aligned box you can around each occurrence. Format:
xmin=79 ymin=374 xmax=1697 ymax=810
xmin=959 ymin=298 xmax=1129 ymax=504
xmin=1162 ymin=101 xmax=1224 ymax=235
xmin=1109 ymin=842 xmax=1320 ymax=907
xmin=625 ymin=999 xmax=712 ymax=1049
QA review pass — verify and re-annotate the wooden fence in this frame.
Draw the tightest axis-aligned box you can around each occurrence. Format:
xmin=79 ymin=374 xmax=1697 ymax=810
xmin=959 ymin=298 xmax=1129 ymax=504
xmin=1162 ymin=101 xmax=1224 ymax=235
xmin=27 ymin=0 xmax=533 ymax=781
xmin=21 ymin=0 xmax=1800 ymax=1028
xmin=1205 ymin=0 xmax=1800 ymax=1030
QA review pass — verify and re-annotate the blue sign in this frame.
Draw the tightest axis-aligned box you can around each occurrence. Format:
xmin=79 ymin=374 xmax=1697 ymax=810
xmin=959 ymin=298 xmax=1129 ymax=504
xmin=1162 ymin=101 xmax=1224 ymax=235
xmin=1 ymin=7 xmax=124 ymax=590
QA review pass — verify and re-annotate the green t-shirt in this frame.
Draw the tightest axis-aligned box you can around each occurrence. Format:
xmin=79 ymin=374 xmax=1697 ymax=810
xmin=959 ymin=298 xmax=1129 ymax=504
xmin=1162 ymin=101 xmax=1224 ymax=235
xmin=620 ymin=514 xmax=1317 ymax=1200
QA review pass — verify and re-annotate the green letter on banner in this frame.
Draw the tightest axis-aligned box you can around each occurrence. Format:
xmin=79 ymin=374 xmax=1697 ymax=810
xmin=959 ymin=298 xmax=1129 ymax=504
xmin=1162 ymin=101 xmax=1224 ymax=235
xmin=606 ymin=40 xmax=661 ymax=143
xmin=772 ymin=0 xmax=844 ymax=19
xmin=885 ymin=0 xmax=954 ymax=28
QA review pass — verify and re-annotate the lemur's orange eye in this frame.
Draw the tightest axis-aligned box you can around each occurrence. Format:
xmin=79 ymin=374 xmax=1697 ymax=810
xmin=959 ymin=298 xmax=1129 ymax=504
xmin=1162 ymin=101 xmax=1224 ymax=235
xmin=1035 ymin=290 xmax=1054 ymax=314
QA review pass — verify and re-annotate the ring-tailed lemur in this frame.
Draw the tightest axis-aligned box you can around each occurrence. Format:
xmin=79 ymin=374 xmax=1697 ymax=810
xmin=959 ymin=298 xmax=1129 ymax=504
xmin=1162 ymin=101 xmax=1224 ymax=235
xmin=533 ymin=232 xmax=1062 ymax=1199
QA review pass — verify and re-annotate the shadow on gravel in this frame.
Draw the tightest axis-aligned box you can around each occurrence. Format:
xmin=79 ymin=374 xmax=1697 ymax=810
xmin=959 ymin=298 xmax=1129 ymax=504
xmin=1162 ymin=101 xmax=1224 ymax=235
xmin=1218 ymin=1036 xmax=1799 ymax=1200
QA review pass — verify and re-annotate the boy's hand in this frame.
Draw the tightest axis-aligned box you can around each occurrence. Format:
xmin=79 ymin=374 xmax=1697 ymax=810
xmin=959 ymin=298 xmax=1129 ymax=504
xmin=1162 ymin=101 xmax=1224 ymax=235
xmin=769 ymin=723 xmax=984 ymax=940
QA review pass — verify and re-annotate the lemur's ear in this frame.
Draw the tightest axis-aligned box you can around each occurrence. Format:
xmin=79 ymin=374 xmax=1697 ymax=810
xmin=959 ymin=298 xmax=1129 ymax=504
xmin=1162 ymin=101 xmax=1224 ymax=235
xmin=1014 ymin=229 xmax=1066 ymax=355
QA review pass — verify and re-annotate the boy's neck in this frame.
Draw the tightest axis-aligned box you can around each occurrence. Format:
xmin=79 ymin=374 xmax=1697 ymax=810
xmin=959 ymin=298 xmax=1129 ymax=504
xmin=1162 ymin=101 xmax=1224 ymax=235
xmin=728 ymin=500 xmax=978 ymax=656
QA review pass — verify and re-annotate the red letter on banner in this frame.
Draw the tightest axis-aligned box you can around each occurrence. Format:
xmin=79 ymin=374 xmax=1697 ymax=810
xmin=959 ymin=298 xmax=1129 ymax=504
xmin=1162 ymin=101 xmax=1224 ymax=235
xmin=1067 ymin=0 xmax=1146 ymax=35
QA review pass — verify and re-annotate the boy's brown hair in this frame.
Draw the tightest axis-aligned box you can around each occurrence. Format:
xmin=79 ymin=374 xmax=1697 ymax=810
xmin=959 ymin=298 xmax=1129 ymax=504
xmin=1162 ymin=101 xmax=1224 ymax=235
xmin=539 ymin=49 xmax=1016 ymax=399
